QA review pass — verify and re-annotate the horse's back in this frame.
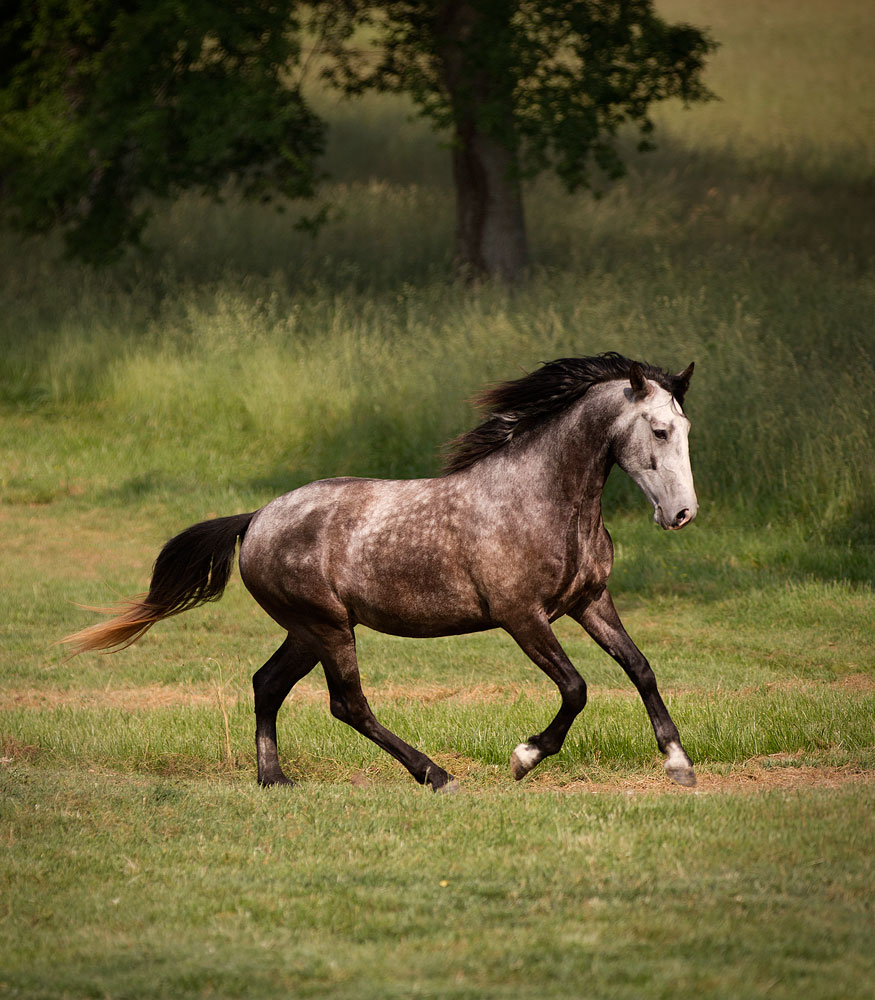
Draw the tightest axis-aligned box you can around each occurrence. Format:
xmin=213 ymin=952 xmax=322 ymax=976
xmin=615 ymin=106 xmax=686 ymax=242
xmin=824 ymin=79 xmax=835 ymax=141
xmin=238 ymin=476 xmax=490 ymax=636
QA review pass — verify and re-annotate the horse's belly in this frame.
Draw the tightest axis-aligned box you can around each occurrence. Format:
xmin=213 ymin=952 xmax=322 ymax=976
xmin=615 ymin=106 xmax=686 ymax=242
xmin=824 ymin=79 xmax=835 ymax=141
xmin=353 ymin=604 xmax=494 ymax=639
xmin=343 ymin=564 xmax=491 ymax=638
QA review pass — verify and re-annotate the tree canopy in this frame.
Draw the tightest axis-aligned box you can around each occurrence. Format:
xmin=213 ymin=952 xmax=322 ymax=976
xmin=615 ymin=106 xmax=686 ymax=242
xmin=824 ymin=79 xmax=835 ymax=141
xmin=0 ymin=1 xmax=715 ymax=275
xmin=0 ymin=1 xmax=324 ymax=262
xmin=320 ymin=1 xmax=716 ymax=278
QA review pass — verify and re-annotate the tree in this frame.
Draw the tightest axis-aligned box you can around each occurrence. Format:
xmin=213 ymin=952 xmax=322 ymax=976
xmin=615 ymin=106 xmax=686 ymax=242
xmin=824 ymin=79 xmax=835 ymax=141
xmin=320 ymin=1 xmax=716 ymax=281
xmin=0 ymin=2 xmax=715 ymax=277
xmin=0 ymin=1 xmax=324 ymax=263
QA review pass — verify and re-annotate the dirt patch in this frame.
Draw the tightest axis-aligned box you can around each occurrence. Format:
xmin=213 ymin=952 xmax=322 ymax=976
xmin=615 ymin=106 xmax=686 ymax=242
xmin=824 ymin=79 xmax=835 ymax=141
xmin=1 ymin=680 xmax=561 ymax=710
xmin=551 ymin=762 xmax=875 ymax=796
xmin=363 ymin=680 xmax=559 ymax=704
xmin=736 ymin=674 xmax=875 ymax=695
xmin=3 ymin=684 xmax=225 ymax=710
xmin=340 ymin=758 xmax=874 ymax=795
xmin=5 ymin=673 xmax=873 ymax=712
xmin=0 ymin=734 xmax=42 ymax=762
xmin=831 ymin=673 xmax=875 ymax=693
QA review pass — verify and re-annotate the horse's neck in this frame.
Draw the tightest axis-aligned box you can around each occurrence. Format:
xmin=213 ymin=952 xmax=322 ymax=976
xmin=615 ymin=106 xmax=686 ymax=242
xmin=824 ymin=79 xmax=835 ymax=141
xmin=552 ymin=392 xmax=617 ymax=512
xmin=494 ymin=388 xmax=619 ymax=516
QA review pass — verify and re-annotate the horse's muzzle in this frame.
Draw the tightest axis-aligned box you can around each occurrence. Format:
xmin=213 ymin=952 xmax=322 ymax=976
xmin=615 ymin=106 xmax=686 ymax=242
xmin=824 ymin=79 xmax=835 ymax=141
xmin=655 ymin=505 xmax=697 ymax=530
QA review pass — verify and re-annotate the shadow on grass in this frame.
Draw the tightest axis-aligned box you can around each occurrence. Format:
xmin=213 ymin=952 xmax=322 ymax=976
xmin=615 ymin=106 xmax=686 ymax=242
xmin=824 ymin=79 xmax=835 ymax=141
xmin=135 ymin=129 xmax=875 ymax=287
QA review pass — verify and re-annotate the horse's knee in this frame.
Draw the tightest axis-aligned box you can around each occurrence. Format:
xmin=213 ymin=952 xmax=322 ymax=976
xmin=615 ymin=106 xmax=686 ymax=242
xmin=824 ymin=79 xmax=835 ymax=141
xmin=565 ymin=674 xmax=588 ymax=713
xmin=329 ymin=696 xmax=352 ymax=724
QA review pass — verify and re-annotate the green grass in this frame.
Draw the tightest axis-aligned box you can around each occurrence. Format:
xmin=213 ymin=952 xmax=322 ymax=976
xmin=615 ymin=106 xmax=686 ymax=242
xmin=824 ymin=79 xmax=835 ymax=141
xmin=2 ymin=512 xmax=872 ymax=1000
xmin=4 ymin=683 xmax=873 ymax=781
xmin=1 ymin=1 xmax=874 ymax=997
xmin=1 ymin=769 xmax=873 ymax=1000
xmin=1 ymin=4 xmax=873 ymax=538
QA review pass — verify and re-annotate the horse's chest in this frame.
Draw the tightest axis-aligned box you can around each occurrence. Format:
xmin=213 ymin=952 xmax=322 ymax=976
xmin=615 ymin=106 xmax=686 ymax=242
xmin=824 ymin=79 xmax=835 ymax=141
xmin=548 ymin=528 xmax=613 ymax=616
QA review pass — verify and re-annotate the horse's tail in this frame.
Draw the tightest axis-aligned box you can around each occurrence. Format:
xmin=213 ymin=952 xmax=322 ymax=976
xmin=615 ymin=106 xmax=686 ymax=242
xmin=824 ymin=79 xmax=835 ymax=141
xmin=60 ymin=511 xmax=256 ymax=655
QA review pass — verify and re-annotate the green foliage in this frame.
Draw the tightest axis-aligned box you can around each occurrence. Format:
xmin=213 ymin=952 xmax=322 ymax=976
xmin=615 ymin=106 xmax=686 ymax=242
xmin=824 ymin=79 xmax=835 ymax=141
xmin=0 ymin=0 xmax=715 ymax=264
xmin=0 ymin=1 xmax=324 ymax=262
xmin=320 ymin=1 xmax=716 ymax=188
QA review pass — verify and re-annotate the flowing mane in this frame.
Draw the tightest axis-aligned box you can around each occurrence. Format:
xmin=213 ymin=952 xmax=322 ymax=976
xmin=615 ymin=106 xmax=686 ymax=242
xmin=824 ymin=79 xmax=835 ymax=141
xmin=442 ymin=352 xmax=686 ymax=475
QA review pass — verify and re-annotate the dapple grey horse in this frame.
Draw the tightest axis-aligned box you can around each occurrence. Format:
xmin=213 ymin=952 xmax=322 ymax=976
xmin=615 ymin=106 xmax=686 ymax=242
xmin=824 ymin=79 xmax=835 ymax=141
xmin=64 ymin=353 xmax=699 ymax=791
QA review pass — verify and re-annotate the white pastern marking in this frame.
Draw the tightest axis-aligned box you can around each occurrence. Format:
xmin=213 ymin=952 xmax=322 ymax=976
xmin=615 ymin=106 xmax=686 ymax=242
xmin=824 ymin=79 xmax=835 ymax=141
xmin=664 ymin=741 xmax=688 ymax=771
xmin=664 ymin=741 xmax=697 ymax=787
xmin=512 ymin=743 xmax=541 ymax=771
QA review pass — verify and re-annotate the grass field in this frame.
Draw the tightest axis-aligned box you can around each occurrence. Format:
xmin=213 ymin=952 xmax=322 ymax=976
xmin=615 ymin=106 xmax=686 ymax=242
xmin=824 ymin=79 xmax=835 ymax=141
xmin=1 ymin=1 xmax=874 ymax=997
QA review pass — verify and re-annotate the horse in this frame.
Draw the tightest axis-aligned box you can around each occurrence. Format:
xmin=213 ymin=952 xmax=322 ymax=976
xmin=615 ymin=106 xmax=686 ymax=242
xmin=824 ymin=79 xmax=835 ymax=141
xmin=63 ymin=352 xmax=699 ymax=791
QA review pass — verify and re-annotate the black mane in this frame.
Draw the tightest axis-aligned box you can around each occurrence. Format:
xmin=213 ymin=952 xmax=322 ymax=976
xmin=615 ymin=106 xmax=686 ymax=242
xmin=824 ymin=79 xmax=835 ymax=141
xmin=442 ymin=352 xmax=686 ymax=475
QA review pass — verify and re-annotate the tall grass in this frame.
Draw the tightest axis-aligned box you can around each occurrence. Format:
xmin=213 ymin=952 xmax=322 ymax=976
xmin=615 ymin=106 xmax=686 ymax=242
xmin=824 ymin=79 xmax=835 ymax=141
xmin=0 ymin=0 xmax=872 ymax=541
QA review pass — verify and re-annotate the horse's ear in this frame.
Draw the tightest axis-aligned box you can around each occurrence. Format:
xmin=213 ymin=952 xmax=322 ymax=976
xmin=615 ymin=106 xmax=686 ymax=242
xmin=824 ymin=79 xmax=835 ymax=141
xmin=673 ymin=362 xmax=695 ymax=404
xmin=629 ymin=363 xmax=650 ymax=400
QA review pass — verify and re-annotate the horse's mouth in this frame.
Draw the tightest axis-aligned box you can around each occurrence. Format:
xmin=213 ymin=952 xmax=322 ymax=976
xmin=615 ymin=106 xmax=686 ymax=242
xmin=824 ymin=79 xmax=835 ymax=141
xmin=654 ymin=506 xmax=696 ymax=530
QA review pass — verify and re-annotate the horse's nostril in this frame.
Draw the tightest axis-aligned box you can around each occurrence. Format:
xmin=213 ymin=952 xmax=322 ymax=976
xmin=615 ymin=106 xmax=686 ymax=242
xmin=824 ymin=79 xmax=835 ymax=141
xmin=675 ymin=508 xmax=690 ymax=526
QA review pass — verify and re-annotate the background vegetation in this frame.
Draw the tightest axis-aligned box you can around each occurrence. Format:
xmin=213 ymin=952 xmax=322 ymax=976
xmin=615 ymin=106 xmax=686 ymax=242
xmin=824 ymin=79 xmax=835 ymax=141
xmin=1 ymin=2 xmax=873 ymax=998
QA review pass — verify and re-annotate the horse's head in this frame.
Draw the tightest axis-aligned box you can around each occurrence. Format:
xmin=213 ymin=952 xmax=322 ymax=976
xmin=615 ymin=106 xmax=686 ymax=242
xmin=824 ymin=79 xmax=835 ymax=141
xmin=613 ymin=363 xmax=698 ymax=530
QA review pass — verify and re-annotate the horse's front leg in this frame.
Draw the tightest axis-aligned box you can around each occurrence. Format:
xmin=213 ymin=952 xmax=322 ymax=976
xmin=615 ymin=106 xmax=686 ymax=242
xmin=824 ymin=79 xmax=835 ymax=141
xmin=504 ymin=614 xmax=588 ymax=780
xmin=572 ymin=589 xmax=697 ymax=787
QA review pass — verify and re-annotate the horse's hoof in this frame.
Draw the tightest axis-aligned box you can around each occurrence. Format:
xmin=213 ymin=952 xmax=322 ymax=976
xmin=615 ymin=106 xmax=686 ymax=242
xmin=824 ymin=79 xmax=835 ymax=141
xmin=258 ymin=773 xmax=295 ymax=788
xmin=510 ymin=743 xmax=540 ymax=781
xmin=663 ymin=742 xmax=697 ymax=788
xmin=435 ymin=779 xmax=461 ymax=795
xmin=664 ymin=761 xmax=698 ymax=787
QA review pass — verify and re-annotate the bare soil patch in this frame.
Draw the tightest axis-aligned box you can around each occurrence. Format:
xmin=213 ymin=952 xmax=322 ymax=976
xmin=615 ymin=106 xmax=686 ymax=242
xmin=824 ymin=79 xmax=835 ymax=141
xmin=1 ymin=680 xmax=559 ymax=710
xmin=341 ymin=758 xmax=875 ymax=795
xmin=3 ymin=684 xmax=223 ymax=710
xmin=549 ymin=762 xmax=875 ymax=796
xmin=4 ymin=673 xmax=872 ymax=711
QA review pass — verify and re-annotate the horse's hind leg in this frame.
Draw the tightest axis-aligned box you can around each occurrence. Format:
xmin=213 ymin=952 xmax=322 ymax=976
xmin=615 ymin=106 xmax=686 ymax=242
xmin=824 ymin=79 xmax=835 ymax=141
xmin=315 ymin=624 xmax=456 ymax=791
xmin=254 ymin=634 xmax=318 ymax=787
xmin=504 ymin=614 xmax=588 ymax=780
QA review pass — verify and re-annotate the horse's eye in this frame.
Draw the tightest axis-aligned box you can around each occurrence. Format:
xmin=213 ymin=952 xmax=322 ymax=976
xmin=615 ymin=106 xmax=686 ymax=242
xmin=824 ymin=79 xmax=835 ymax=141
xmin=653 ymin=428 xmax=668 ymax=441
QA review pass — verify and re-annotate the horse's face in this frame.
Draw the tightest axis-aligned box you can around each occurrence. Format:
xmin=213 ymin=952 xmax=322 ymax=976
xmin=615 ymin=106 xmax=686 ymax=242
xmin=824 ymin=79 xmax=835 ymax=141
xmin=613 ymin=367 xmax=698 ymax=530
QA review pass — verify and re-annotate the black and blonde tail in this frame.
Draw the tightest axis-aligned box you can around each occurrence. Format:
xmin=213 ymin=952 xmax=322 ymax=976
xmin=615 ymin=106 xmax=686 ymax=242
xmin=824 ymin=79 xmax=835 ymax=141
xmin=60 ymin=511 xmax=255 ymax=654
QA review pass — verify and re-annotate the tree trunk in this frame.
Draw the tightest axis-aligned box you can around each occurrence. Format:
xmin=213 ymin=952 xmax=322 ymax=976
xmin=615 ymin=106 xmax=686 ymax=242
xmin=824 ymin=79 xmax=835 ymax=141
xmin=451 ymin=121 xmax=530 ymax=282
xmin=437 ymin=1 xmax=530 ymax=282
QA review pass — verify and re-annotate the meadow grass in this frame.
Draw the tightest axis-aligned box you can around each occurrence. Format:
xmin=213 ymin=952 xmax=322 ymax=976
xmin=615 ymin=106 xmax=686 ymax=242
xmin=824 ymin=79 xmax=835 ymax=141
xmin=1 ymin=3 xmax=873 ymax=538
xmin=4 ymin=682 xmax=874 ymax=782
xmin=1 ymin=1 xmax=874 ymax=997
xmin=1 ymin=767 xmax=873 ymax=1000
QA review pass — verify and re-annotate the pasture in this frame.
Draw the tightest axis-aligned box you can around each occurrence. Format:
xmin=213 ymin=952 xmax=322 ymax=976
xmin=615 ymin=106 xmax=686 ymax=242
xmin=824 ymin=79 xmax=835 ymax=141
xmin=1 ymin=1 xmax=873 ymax=997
